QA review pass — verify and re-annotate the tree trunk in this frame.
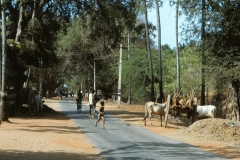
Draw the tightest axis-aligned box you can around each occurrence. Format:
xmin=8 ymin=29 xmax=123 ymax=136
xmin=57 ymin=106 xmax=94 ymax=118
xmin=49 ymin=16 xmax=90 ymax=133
xmin=200 ymin=0 xmax=206 ymax=105
xmin=0 ymin=0 xmax=9 ymax=122
xmin=155 ymin=0 xmax=164 ymax=103
xmin=143 ymin=0 xmax=154 ymax=101
xmin=15 ymin=3 xmax=25 ymax=43
xmin=231 ymin=80 xmax=240 ymax=121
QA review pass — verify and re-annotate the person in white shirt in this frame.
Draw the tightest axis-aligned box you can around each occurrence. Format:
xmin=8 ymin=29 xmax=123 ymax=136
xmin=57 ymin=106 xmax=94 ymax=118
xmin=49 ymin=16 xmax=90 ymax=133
xmin=88 ymin=88 xmax=97 ymax=118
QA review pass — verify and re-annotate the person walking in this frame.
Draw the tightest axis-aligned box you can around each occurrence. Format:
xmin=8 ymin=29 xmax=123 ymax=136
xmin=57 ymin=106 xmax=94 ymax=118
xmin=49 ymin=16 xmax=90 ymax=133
xmin=88 ymin=88 xmax=93 ymax=117
xmin=88 ymin=88 xmax=97 ymax=118
xmin=95 ymin=101 xmax=105 ymax=129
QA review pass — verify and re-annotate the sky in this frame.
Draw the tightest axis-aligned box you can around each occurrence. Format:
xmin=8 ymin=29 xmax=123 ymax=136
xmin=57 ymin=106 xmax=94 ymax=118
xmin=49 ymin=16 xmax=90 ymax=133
xmin=148 ymin=1 xmax=185 ymax=49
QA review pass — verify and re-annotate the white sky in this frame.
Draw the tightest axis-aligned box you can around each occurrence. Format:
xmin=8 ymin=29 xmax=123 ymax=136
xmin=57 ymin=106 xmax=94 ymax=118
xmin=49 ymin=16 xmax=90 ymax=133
xmin=148 ymin=2 xmax=185 ymax=49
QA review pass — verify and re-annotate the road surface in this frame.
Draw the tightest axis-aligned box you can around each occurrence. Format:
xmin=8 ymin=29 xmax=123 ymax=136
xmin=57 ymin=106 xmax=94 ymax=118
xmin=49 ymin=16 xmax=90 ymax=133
xmin=59 ymin=97 xmax=228 ymax=160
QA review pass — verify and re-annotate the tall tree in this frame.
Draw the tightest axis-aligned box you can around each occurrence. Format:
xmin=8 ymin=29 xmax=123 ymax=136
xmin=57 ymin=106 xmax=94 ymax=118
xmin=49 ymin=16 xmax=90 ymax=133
xmin=0 ymin=0 xmax=8 ymax=122
xmin=143 ymin=0 xmax=155 ymax=101
xmin=200 ymin=0 xmax=206 ymax=105
xmin=155 ymin=0 xmax=164 ymax=102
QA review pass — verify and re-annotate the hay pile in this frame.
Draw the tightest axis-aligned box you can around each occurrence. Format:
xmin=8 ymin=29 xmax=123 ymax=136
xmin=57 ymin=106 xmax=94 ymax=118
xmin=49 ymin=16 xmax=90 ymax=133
xmin=174 ymin=118 xmax=240 ymax=148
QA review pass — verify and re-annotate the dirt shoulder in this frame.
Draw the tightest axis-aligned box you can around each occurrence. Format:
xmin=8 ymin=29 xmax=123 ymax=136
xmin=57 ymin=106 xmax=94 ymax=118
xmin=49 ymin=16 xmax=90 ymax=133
xmin=0 ymin=99 xmax=239 ymax=160
xmin=0 ymin=100 xmax=102 ymax=160
xmin=102 ymin=101 xmax=240 ymax=160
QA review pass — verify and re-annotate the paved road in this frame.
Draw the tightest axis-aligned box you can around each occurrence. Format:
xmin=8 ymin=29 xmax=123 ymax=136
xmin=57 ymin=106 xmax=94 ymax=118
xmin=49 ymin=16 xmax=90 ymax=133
xmin=59 ymin=97 xmax=229 ymax=160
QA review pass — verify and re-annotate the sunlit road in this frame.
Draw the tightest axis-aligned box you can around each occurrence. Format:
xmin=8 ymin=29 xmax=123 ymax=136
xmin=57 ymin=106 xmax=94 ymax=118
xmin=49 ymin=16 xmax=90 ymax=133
xmin=58 ymin=97 xmax=228 ymax=160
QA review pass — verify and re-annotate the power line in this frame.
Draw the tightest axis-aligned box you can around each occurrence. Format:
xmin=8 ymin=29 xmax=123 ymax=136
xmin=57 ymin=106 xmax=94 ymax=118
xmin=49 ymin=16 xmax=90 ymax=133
xmin=161 ymin=16 xmax=175 ymax=23
xmin=161 ymin=20 xmax=175 ymax=27
xmin=161 ymin=32 xmax=183 ymax=41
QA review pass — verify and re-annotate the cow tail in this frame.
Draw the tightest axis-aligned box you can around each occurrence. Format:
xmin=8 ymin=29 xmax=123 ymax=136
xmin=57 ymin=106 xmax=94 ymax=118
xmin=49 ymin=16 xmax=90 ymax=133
xmin=142 ymin=103 xmax=148 ymax=122
xmin=214 ymin=107 xmax=217 ymax=118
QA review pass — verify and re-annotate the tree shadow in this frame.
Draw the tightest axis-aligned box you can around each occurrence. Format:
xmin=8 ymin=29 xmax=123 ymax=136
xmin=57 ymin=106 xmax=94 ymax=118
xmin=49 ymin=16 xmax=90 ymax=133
xmin=0 ymin=150 xmax=102 ymax=160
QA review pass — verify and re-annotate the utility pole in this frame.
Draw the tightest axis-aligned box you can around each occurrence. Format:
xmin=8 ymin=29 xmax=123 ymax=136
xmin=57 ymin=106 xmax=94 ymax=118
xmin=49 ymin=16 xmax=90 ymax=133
xmin=39 ymin=58 xmax=43 ymax=96
xmin=93 ymin=58 xmax=96 ymax=91
xmin=118 ymin=43 xmax=123 ymax=108
xmin=176 ymin=0 xmax=180 ymax=94
xmin=127 ymin=30 xmax=131 ymax=105
xmin=81 ymin=79 xmax=83 ymax=91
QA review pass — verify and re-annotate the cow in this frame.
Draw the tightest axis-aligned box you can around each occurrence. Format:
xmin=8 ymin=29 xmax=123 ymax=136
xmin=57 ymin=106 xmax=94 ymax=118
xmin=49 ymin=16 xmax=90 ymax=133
xmin=142 ymin=101 xmax=167 ymax=126
xmin=186 ymin=105 xmax=216 ymax=120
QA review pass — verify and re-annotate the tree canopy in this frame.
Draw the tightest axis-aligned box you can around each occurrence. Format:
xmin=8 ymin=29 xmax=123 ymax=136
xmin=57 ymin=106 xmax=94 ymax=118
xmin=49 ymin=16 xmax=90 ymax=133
xmin=1 ymin=0 xmax=240 ymax=105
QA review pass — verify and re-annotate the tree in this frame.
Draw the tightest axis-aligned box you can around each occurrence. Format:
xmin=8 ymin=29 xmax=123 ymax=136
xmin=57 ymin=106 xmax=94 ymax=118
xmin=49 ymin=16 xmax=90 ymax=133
xmin=55 ymin=1 xmax=137 ymax=96
xmin=181 ymin=0 xmax=240 ymax=120
xmin=155 ymin=0 xmax=164 ymax=103
xmin=200 ymin=0 xmax=206 ymax=105
xmin=143 ymin=0 xmax=155 ymax=101
xmin=0 ymin=0 xmax=84 ymax=121
xmin=0 ymin=0 xmax=8 ymax=122
xmin=206 ymin=1 xmax=240 ymax=120
xmin=121 ymin=48 xmax=154 ymax=103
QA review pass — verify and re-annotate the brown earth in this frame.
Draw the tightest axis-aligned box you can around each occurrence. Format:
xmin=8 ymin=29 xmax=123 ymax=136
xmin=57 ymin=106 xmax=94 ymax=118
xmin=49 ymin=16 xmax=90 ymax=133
xmin=105 ymin=101 xmax=240 ymax=160
xmin=0 ymin=98 xmax=240 ymax=160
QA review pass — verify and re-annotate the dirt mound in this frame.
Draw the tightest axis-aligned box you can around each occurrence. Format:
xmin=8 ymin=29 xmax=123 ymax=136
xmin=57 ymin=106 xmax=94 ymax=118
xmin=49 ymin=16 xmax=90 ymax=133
xmin=174 ymin=118 xmax=240 ymax=148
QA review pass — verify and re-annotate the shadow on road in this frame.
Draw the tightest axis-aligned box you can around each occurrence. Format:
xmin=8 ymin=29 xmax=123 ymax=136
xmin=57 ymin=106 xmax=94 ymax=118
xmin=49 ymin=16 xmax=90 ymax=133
xmin=0 ymin=150 xmax=102 ymax=160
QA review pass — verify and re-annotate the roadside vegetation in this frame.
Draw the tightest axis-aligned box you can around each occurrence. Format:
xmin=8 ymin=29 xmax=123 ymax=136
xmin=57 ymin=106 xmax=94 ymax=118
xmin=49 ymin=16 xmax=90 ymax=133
xmin=0 ymin=1 xmax=239 ymax=123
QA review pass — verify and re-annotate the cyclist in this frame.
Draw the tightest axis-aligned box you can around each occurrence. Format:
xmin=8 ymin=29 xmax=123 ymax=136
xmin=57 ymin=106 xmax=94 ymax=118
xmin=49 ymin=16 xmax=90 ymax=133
xmin=76 ymin=90 xmax=83 ymax=110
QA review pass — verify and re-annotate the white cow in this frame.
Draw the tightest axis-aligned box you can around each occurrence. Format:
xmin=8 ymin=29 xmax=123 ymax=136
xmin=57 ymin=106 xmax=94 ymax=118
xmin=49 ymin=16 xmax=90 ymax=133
xmin=187 ymin=105 xmax=216 ymax=119
xmin=142 ymin=101 xmax=166 ymax=126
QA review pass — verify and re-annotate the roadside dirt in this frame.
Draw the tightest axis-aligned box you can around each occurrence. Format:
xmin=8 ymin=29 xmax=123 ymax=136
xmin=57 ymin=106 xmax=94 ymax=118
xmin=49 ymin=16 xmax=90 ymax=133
xmin=0 ymin=99 xmax=102 ymax=160
xmin=0 ymin=98 xmax=239 ymax=160
xmin=104 ymin=100 xmax=240 ymax=160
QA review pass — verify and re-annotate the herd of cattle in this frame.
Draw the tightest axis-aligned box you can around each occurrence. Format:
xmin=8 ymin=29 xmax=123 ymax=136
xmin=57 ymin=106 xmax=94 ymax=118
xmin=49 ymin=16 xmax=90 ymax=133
xmin=142 ymin=97 xmax=217 ymax=126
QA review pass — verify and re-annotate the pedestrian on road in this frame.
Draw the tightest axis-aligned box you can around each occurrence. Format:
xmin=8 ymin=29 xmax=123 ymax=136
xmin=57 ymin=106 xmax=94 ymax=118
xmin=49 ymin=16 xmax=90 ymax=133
xmin=88 ymin=88 xmax=93 ymax=117
xmin=95 ymin=101 xmax=105 ymax=129
xmin=88 ymin=88 xmax=97 ymax=118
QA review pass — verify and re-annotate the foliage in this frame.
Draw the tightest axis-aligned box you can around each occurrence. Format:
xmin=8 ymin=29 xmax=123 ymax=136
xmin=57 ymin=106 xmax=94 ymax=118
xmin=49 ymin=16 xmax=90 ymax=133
xmin=55 ymin=1 xmax=138 ymax=94
xmin=121 ymin=48 xmax=150 ymax=103
xmin=4 ymin=0 xmax=239 ymax=107
xmin=180 ymin=0 xmax=240 ymax=94
xmin=55 ymin=12 xmax=206 ymax=104
xmin=118 ymin=44 xmax=204 ymax=103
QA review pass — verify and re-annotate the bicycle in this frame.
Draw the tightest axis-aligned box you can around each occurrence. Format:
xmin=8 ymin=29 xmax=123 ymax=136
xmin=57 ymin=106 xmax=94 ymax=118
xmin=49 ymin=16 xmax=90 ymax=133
xmin=77 ymin=100 xmax=82 ymax=113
